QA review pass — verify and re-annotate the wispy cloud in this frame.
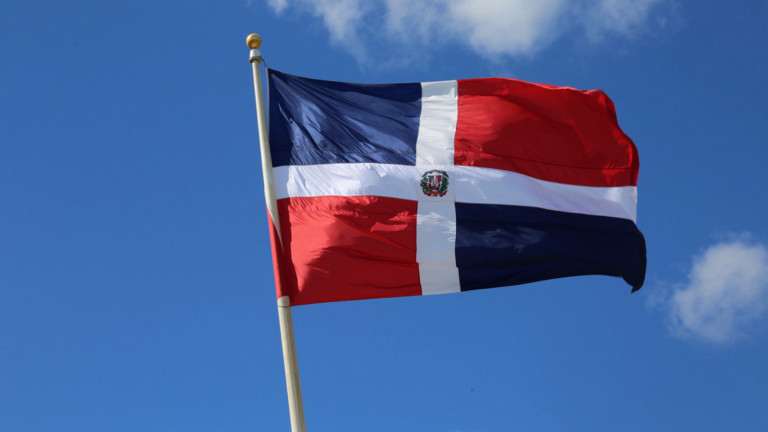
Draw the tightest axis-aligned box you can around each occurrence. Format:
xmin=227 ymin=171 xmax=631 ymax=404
xmin=582 ymin=0 xmax=666 ymax=40
xmin=261 ymin=0 xmax=670 ymax=64
xmin=266 ymin=0 xmax=289 ymax=14
xmin=663 ymin=237 xmax=768 ymax=345
xmin=444 ymin=0 xmax=565 ymax=57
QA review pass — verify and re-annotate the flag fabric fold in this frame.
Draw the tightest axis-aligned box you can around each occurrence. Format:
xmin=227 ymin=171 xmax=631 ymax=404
xmin=266 ymin=69 xmax=646 ymax=306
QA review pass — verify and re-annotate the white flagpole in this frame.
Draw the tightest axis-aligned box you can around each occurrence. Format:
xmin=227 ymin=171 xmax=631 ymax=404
xmin=247 ymin=34 xmax=307 ymax=432
xmin=276 ymin=295 xmax=306 ymax=432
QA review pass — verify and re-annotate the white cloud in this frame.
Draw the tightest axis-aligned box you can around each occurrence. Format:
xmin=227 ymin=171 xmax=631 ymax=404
xmin=667 ymin=238 xmax=768 ymax=345
xmin=307 ymin=0 xmax=364 ymax=43
xmin=446 ymin=0 xmax=565 ymax=57
xmin=263 ymin=0 xmax=368 ymax=60
xmin=584 ymin=0 xmax=665 ymax=40
xmin=262 ymin=0 xmax=668 ymax=63
xmin=383 ymin=0 xmax=442 ymax=45
xmin=266 ymin=0 xmax=289 ymax=14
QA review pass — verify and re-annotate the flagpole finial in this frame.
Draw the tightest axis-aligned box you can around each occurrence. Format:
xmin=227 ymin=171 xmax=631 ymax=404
xmin=247 ymin=33 xmax=262 ymax=49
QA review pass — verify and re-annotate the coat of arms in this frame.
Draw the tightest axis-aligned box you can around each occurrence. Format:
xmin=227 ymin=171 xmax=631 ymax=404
xmin=420 ymin=170 xmax=449 ymax=197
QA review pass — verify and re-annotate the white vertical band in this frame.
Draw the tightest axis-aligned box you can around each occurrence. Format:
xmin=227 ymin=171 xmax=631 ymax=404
xmin=416 ymin=81 xmax=458 ymax=166
xmin=416 ymin=80 xmax=461 ymax=295
xmin=417 ymin=202 xmax=460 ymax=295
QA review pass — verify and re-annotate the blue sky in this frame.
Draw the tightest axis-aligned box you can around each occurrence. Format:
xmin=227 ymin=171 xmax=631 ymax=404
xmin=2 ymin=1 xmax=768 ymax=431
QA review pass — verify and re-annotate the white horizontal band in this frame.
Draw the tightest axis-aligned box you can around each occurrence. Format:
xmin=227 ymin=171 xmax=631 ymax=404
xmin=273 ymin=163 xmax=637 ymax=222
xmin=454 ymin=165 xmax=637 ymax=222
xmin=273 ymin=163 xmax=417 ymax=201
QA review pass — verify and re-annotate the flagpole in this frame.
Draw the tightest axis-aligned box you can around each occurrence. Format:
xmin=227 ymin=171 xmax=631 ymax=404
xmin=247 ymin=34 xmax=307 ymax=432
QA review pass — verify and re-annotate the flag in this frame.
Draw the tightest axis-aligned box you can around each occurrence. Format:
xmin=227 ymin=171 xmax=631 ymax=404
xmin=266 ymin=69 xmax=646 ymax=306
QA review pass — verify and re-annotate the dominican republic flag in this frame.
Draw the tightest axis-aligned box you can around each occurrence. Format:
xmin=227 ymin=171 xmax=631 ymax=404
xmin=266 ymin=69 xmax=646 ymax=306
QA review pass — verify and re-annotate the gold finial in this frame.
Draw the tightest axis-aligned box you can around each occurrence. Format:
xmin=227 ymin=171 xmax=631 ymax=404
xmin=247 ymin=33 xmax=262 ymax=49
